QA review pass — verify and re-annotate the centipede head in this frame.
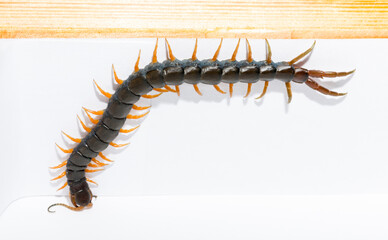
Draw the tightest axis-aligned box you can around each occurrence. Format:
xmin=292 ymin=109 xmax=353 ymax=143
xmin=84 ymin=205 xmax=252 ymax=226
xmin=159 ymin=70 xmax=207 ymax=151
xmin=70 ymin=180 xmax=93 ymax=207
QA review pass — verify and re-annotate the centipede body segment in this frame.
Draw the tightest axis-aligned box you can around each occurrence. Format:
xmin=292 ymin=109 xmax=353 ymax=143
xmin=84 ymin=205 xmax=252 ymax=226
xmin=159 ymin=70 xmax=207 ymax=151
xmin=48 ymin=39 xmax=355 ymax=212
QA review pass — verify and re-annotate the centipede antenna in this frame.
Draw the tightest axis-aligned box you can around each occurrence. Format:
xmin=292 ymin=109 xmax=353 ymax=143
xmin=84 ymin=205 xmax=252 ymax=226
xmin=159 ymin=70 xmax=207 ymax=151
xmin=93 ymin=80 xmax=112 ymax=98
xmin=83 ymin=109 xmax=99 ymax=124
xmin=214 ymin=85 xmax=226 ymax=94
xmin=230 ymin=38 xmax=241 ymax=61
xmin=285 ymin=82 xmax=292 ymax=103
xmin=127 ymin=111 xmax=150 ymax=119
xmin=152 ymin=38 xmax=158 ymax=63
xmin=99 ymin=152 xmax=114 ymax=162
xmin=192 ymin=38 xmax=198 ymax=60
xmin=120 ymin=125 xmax=140 ymax=133
xmin=244 ymin=83 xmax=252 ymax=98
xmin=193 ymin=84 xmax=202 ymax=96
xmin=289 ymin=41 xmax=316 ymax=65
xmin=255 ymin=82 xmax=269 ymax=99
xmin=134 ymin=50 xmax=141 ymax=73
xmin=82 ymin=107 xmax=104 ymax=115
xmin=61 ymin=131 xmax=81 ymax=143
xmin=308 ymin=69 xmax=356 ymax=78
xmin=51 ymin=171 xmax=66 ymax=181
xmin=164 ymin=85 xmax=177 ymax=93
xmin=142 ymin=92 xmax=163 ymax=99
xmin=50 ymin=160 xmax=67 ymax=169
xmin=175 ymin=86 xmax=180 ymax=96
xmin=77 ymin=115 xmax=91 ymax=132
xmin=55 ymin=143 xmax=73 ymax=154
xmin=48 ymin=203 xmax=85 ymax=213
xmin=265 ymin=39 xmax=272 ymax=64
xmin=305 ymin=78 xmax=347 ymax=96
xmin=229 ymin=83 xmax=234 ymax=97
xmin=110 ymin=142 xmax=130 ymax=147
xmin=153 ymin=88 xmax=169 ymax=93
xmin=245 ymin=39 xmax=253 ymax=63
xmin=211 ymin=38 xmax=223 ymax=61
xmin=112 ymin=64 xmax=123 ymax=85
xmin=165 ymin=39 xmax=176 ymax=61
xmin=132 ymin=105 xmax=151 ymax=110
xmin=57 ymin=182 xmax=68 ymax=191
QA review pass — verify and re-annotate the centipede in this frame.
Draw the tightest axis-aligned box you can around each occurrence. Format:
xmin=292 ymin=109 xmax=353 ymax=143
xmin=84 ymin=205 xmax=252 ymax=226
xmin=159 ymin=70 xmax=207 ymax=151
xmin=48 ymin=39 xmax=355 ymax=212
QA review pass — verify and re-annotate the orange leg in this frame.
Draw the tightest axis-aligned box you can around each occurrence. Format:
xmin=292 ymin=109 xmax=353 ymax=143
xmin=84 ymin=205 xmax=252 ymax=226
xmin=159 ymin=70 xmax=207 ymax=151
xmin=120 ymin=125 xmax=140 ymax=133
xmin=51 ymin=171 xmax=66 ymax=181
xmin=214 ymin=85 xmax=226 ymax=94
xmin=110 ymin=142 xmax=130 ymax=147
xmin=50 ymin=160 xmax=67 ymax=169
xmin=99 ymin=152 xmax=114 ymax=162
xmin=244 ymin=83 xmax=252 ymax=98
xmin=91 ymin=158 xmax=108 ymax=167
xmin=165 ymin=39 xmax=176 ymax=61
xmin=82 ymin=107 xmax=103 ymax=115
xmin=57 ymin=182 xmax=68 ymax=191
xmin=154 ymin=88 xmax=169 ymax=93
xmin=85 ymin=169 xmax=103 ymax=173
xmin=229 ymin=83 xmax=234 ymax=97
xmin=61 ymin=131 xmax=81 ymax=143
xmin=84 ymin=110 xmax=99 ymax=124
xmin=142 ymin=92 xmax=163 ymax=99
xmin=289 ymin=41 xmax=316 ymax=65
xmin=175 ymin=85 xmax=180 ymax=96
xmin=93 ymin=80 xmax=112 ymax=98
xmin=193 ymin=84 xmax=202 ymax=96
xmin=245 ymin=39 xmax=253 ymax=63
xmin=285 ymin=82 xmax=292 ymax=103
xmin=305 ymin=78 xmax=347 ymax=96
xmin=86 ymin=178 xmax=98 ymax=185
xmin=112 ymin=64 xmax=123 ymax=85
xmin=191 ymin=38 xmax=198 ymax=60
xmin=255 ymin=82 xmax=269 ymax=99
xmin=265 ymin=39 xmax=272 ymax=64
xmin=127 ymin=111 xmax=149 ymax=119
xmin=134 ymin=50 xmax=141 ymax=73
xmin=77 ymin=115 xmax=91 ymax=132
xmin=308 ymin=69 xmax=355 ymax=78
xmin=55 ymin=143 xmax=73 ymax=154
xmin=132 ymin=105 xmax=151 ymax=110
xmin=211 ymin=39 xmax=223 ymax=61
xmin=164 ymin=85 xmax=177 ymax=93
xmin=230 ymin=39 xmax=241 ymax=61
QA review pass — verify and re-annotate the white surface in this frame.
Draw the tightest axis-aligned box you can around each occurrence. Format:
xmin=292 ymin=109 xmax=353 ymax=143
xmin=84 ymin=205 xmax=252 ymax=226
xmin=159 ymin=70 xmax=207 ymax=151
xmin=0 ymin=39 xmax=387 ymax=238
xmin=1 ymin=195 xmax=388 ymax=240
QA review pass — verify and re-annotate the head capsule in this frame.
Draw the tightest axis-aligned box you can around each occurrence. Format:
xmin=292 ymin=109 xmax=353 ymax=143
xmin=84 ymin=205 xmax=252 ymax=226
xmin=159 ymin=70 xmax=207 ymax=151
xmin=70 ymin=180 xmax=93 ymax=207
xmin=292 ymin=67 xmax=309 ymax=83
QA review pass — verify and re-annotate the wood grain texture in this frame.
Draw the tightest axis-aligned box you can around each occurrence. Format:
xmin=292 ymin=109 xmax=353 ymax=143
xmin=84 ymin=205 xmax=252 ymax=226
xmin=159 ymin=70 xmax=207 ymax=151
xmin=1 ymin=0 xmax=387 ymax=39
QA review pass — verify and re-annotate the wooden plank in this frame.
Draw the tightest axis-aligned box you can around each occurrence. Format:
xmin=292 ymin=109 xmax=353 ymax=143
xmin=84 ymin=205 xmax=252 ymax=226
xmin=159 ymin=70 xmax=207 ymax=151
xmin=1 ymin=0 xmax=387 ymax=39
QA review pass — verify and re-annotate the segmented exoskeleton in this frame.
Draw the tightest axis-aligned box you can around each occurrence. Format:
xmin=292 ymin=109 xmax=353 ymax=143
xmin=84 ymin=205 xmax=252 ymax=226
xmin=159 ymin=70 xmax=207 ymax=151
xmin=48 ymin=39 xmax=354 ymax=212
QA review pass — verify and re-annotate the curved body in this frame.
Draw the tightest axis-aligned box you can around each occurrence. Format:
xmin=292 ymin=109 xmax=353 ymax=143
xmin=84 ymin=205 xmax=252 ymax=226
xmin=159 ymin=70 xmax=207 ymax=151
xmin=49 ymin=39 xmax=354 ymax=211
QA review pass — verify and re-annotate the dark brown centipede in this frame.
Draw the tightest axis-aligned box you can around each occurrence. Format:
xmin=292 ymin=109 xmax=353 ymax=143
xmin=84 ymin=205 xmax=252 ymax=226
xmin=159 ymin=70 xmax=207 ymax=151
xmin=48 ymin=39 xmax=355 ymax=212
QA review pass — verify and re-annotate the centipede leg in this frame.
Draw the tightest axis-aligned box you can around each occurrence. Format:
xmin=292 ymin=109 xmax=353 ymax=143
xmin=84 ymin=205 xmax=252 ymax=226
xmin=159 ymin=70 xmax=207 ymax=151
xmin=212 ymin=39 xmax=223 ymax=61
xmin=134 ymin=50 xmax=141 ymax=72
xmin=214 ymin=85 xmax=226 ymax=94
xmin=93 ymin=80 xmax=112 ymax=98
xmin=285 ymin=82 xmax=292 ymax=103
xmin=112 ymin=64 xmax=123 ymax=84
xmin=245 ymin=39 xmax=253 ymax=62
xmin=305 ymin=78 xmax=347 ymax=96
xmin=244 ymin=83 xmax=252 ymax=98
xmin=308 ymin=69 xmax=356 ymax=78
xmin=193 ymin=84 xmax=202 ymax=96
xmin=289 ymin=41 xmax=316 ymax=65
xmin=265 ymin=39 xmax=272 ymax=64
xmin=255 ymin=82 xmax=269 ymax=99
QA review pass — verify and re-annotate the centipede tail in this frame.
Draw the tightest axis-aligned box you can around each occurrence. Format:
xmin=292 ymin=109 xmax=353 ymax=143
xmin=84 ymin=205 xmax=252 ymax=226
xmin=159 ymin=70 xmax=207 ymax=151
xmin=50 ymin=39 xmax=354 ymax=212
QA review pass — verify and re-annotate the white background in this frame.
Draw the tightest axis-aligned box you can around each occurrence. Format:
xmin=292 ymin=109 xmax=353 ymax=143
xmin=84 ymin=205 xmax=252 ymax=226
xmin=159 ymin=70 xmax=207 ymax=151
xmin=0 ymin=39 xmax=387 ymax=239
